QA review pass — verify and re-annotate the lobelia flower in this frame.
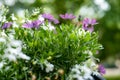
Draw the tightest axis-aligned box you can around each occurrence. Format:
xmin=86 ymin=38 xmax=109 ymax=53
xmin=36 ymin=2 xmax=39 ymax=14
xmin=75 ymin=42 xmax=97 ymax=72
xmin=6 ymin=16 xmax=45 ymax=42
xmin=42 ymin=13 xmax=59 ymax=24
xmin=2 ymin=22 xmax=12 ymax=29
xmin=22 ymin=20 xmax=42 ymax=29
xmin=82 ymin=18 xmax=98 ymax=32
xmin=60 ymin=13 xmax=76 ymax=20
xmin=98 ymin=64 xmax=106 ymax=75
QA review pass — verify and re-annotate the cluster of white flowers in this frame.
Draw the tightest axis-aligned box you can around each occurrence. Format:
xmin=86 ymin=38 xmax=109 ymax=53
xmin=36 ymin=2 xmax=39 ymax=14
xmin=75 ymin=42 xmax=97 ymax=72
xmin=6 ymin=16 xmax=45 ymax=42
xmin=67 ymin=59 xmax=100 ymax=80
xmin=44 ymin=60 xmax=54 ymax=73
xmin=4 ymin=31 xmax=30 ymax=61
xmin=41 ymin=23 xmax=55 ymax=31
xmin=0 ymin=30 xmax=30 ymax=69
xmin=0 ymin=5 xmax=8 ymax=23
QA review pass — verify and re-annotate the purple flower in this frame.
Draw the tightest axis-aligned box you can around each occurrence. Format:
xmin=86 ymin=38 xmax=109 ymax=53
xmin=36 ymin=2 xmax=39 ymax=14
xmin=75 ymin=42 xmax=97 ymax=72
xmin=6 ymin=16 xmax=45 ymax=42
xmin=98 ymin=64 xmax=106 ymax=75
xmin=2 ymin=22 xmax=12 ymax=29
xmin=42 ymin=13 xmax=54 ymax=22
xmin=82 ymin=18 xmax=98 ymax=32
xmin=42 ymin=13 xmax=59 ymax=24
xmin=22 ymin=20 xmax=42 ymax=29
xmin=53 ymin=19 xmax=59 ymax=24
xmin=60 ymin=13 xmax=76 ymax=20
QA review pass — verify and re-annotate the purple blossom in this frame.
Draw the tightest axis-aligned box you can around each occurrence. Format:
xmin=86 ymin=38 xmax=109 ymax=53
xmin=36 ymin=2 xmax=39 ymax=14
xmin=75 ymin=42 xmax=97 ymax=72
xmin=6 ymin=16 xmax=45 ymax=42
xmin=22 ymin=20 xmax=42 ymax=29
xmin=53 ymin=19 xmax=59 ymax=24
xmin=60 ymin=13 xmax=76 ymax=20
xmin=42 ymin=13 xmax=59 ymax=24
xmin=42 ymin=13 xmax=55 ymax=22
xmin=98 ymin=64 xmax=106 ymax=75
xmin=2 ymin=22 xmax=12 ymax=29
xmin=82 ymin=18 xmax=98 ymax=32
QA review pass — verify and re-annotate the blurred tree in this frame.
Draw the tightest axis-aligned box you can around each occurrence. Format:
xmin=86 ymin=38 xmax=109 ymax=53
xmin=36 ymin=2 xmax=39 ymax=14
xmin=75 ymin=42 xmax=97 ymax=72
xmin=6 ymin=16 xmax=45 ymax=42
xmin=98 ymin=0 xmax=120 ymax=61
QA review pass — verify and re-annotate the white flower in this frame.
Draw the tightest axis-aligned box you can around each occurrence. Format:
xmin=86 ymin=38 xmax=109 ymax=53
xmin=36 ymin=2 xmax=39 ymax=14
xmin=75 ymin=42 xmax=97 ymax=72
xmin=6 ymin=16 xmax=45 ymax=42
xmin=44 ymin=60 xmax=54 ymax=73
xmin=41 ymin=23 xmax=48 ymax=30
xmin=12 ymin=22 xmax=19 ymax=28
xmin=10 ymin=14 xmax=17 ymax=21
xmin=3 ymin=53 xmax=16 ymax=61
xmin=0 ymin=37 xmax=6 ymax=42
xmin=74 ymin=64 xmax=81 ymax=69
xmin=83 ymin=73 xmax=93 ymax=80
xmin=17 ymin=52 xmax=30 ymax=60
xmin=68 ymin=62 xmax=96 ymax=80
xmin=71 ymin=68 xmax=80 ymax=74
xmin=1 ymin=31 xmax=7 ymax=37
xmin=8 ymin=40 xmax=22 ymax=48
xmin=38 ymin=15 xmax=44 ymax=21
xmin=48 ymin=23 xmax=55 ymax=31
xmin=2 ymin=35 xmax=30 ymax=61
xmin=4 ymin=47 xmax=30 ymax=61
xmin=41 ymin=23 xmax=55 ymax=31
xmin=8 ymin=34 xmax=14 ymax=40
xmin=92 ymin=71 xmax=100 ymax=76
xmin=2 ymin=16 xmax=6 ymax=22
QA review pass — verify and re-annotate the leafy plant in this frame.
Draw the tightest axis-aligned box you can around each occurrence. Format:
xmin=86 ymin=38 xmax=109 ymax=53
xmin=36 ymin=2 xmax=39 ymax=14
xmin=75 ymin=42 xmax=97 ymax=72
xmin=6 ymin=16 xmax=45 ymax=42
xmin=0 ymin=5 xmax=105 ymax=80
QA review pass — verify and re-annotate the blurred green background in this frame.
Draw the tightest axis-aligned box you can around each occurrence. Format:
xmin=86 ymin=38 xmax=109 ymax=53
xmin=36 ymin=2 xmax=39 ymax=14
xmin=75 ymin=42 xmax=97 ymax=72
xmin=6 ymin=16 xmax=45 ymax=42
xmin=0 ymin=0 xmax=120 ymax=79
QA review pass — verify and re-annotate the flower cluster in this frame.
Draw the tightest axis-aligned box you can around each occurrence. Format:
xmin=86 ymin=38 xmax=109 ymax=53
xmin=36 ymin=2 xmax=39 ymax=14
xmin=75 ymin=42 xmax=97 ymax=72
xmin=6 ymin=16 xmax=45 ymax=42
xmin=67 ymin=59 xmax=105 ymax=80
xmin=0 ymin=30 xmax=30 ymax=69
xmin=0 ymin=6 xmax=105 ymax=80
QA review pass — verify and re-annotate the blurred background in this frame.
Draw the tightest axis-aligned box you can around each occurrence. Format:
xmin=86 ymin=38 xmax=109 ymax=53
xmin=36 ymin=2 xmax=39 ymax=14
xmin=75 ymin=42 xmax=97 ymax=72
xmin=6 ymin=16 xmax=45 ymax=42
xmin=0 ymin=0 xmax=120 ymax=79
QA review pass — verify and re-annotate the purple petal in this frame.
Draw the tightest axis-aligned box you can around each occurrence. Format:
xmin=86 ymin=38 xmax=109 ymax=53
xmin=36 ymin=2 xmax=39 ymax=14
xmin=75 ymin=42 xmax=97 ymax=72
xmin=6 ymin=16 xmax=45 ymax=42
xmin=42 ymin=13 xmax=54 ymax=21
xmin=60 ymin=13 xmax=76 ymax=20
xmin=22 ymin=20 xmax=42 ymax=29
xmin=32 ymin=20 xmax=43 ymax=28
xmin=91 ymin=19 xmax=98 ymax=25
xmin=2 ymin=22 xmax=12 ymax=29
xmin=82 ymin=24 xmax=88 ymax=30
xmin=83 ymin=18 xmax=89 ymax=24
xmin=87 ymin=26 xmax=94 ymax=33
xmin=60 ymin=14 xmax=65 ymax=19
xmin=22 ymin=22 xmax=33 ymax=28
xmin=98 ymin=64 xmax=106 ymax=75
xmin=53 ymin=19 xmax=59 ymax=24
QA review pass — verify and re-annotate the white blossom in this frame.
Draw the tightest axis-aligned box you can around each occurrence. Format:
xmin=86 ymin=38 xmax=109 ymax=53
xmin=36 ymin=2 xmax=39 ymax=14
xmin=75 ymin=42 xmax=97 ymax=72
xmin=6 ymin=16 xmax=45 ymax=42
xmin=1 ymin=31 xmax=7 ymax=37
xmin=3 ymin=53 xmax=17 ymax=61
xmin=0 ymin=37 xmax=6 ymax=42
xmin=17 ymin=52 xmax=30 ymax=60
xmin=1 ymin=32 xmax=30 ymax=61
xmin=41 ymin=23 xmax=55 ymax=31
xmin=11 ymin=14 xmax=17 ymax=21
xmin=8 ymin=40 xmax=22 ymax=48
xmin=38 ymin=15 xmax=44 ymax=21
xmin=48 ymin=23 xmax=55 ymax=31
xmin=44 ymin=60 xmax=54 ymax=73
xmin=68 ymin=59 xmax=98 ymax=80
